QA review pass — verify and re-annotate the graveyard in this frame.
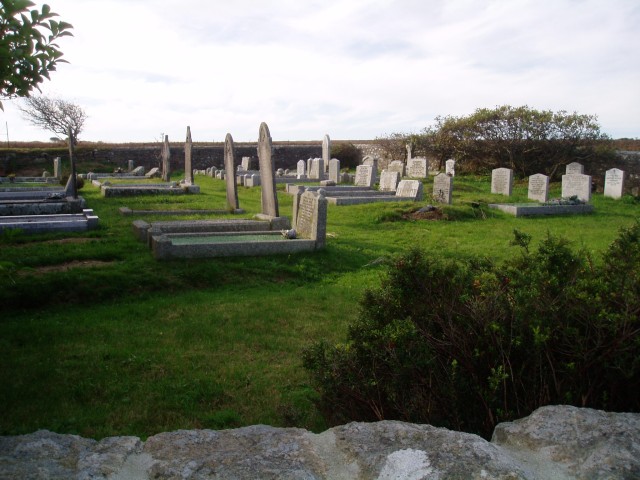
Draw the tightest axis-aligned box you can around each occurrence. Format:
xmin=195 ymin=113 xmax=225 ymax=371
xmin=1 ymin=159 xmax=639 ymax=440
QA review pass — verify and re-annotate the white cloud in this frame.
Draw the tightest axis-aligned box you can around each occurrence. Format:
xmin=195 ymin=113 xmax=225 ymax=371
xmin=2 ymin=0 xmax=639 ymax=143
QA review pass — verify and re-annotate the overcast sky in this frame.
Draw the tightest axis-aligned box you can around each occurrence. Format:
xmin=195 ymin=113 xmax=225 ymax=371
xmin=2 ymin=0 xmax=639 ymax=143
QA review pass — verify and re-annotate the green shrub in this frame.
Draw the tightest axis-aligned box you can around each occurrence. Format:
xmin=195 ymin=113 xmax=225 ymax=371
xmin=303 ymin=223 xmax=640 ymax=438
xmin=330 ymin=143 xmax=362 ymax=170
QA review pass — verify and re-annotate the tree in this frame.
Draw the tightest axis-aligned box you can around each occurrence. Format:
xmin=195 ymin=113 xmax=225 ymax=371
xmin=421 ymin=106 xmax=613 ymax=178
xmin=0 ymin=0 xmax=73 ymax=110
xmin=19 ymin=95 xmax=86 ymax=199
xmin=18 ymin=95 xmax=86 ymax=142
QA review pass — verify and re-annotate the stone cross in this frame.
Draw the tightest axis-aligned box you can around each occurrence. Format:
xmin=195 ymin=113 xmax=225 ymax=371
xmin=161 ymin=135 xmax=171 ymax=182
xmin=224 ymin=133 xmax=240 ymax=210
xmin=183 ymin=126 xmax=193 ymax=185
xmin=257 ymin=122 xmax=279 ymax=218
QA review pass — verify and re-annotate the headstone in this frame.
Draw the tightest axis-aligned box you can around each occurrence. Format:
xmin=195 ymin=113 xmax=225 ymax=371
xmin=145 ymin=167 xmax=160 ymax=178
xmin=322 ymin=135 xmax=331 ymax=173
xmin=354 ymin=165 xmax=375 ymax=187
xmin=309 ymin=158 xmax=323 ymax=180
xmin=241 ymin=157 xmax=251 ymax=171
xmin=491 ymin=168 xmax=513 ymax=196
xmin=128 ymin=160 xmax=135 ymax=172
xmin=406 ymin=143 xmax=412 ymax=161
xmin=446 ymin=159 xmax=455 ymax=176
xmin=293 ymin=188 xmax=328 ymax=249
xmin=245 ymin=173 xmax=260 ymax=187
xmin=257 ymin=122 xmax=279 ymax=217
xmin=328 ymin=158 xmax=341 ymax=184
xmin=53 ymin=157 xmax=61 ymax=178
xmin=224 ymin=133 xmax=240 ymax=210
xmin=296 ymin=160 xmax=307 ymax=179
xmin=362 ymin=155 xmax=378 ymax=172
xmin=528 ymin=173 xmax=549 ymax=202
xmin=306 ymin=158 xmax=313 ymax=177
xmin=562 ymin=173 xmax=592 ymax=202
xmin=42 ymin=170 xmax=51 ymax=178
xmin=161 ymin=135 xmax=171 ymax=182
xmin=183 ymin=126 xmax=193 ymax=185
xmin=433 ymin=173 xmax=453 ymax=204
xmin=566 ymin=162 xmax=584 ymax=175
xmin=131 ymin=166 xmax=145 ymax=176
xmin=379 ymin=170 xmax=400 ymax=192
xmin=396 ymin=179 xmax=423 ymax=200
xmin=407 ymin=158 xmax=427 ymax=178
xmin=604 ymin=168 xmax=625 ymax=199
xmin=388 ymin=160 xmax=405 ymax=177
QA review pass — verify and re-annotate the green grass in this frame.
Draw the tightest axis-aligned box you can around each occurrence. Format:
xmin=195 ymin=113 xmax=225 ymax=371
xmin=1 ymin=173 xmax=638 ymax=439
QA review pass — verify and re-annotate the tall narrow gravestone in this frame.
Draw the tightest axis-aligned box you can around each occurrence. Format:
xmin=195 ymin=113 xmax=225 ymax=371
xmin=224 ymin=133 xmax=240 ymax=211
xmin=491 ymin=168 xmax=513 ymax=196
xmin=161 ymin=135 xmax=171 ymax=182
xmin=53 ymin=157 xmax=61 ymax=178
xmin=309 ymin=159 xmax=324 ymax=180
xmin=183 ymin=126 xmax=193 ymax=185
xmin=257 ymin=122 xmax=279 ymax=218
xmin=433 ymin=173 xmax=453 ymax=204
xmin=322 ymin=135 xmax=331 ymax=173
xmin=604 ymin=168 xmax=625 ymax=199
xmin=528 ymin=173 xmax=549 ymax=202
xmin=328 ymin=158 xmax=341 ymax=184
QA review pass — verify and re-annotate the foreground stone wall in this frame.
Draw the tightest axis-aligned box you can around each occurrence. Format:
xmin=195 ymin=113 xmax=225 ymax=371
xmin=1 ymin=406 xmax=638 ymax=479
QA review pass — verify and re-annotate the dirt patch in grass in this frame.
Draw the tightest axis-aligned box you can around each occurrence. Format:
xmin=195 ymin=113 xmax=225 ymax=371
xmin=18 ymin=260 xmax=114 ymax=275
xmin=403 ymin=208 xmax=448 ymax=221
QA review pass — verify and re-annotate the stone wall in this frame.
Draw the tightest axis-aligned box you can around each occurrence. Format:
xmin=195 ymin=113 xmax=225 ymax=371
xmin=1 ymin=406 xmax=638 ymax=479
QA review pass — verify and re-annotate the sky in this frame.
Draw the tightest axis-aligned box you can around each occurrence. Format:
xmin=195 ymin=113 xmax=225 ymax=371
xmin=2 ymin=0 xmax=639 ymax=144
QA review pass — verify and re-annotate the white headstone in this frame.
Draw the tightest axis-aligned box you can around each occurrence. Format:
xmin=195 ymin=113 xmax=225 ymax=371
xmin=604 ymin=168 xmax=625 ymax=199
xmin=566 ymin=162 xmax=584 ymax=175
xmin=296 ymin=160 xmax=307 ymax=179
xmin=128 ymin=160 xmax=135 ymax=172
xmin=528 ymin=173 xmax=549 ymax=202
xmin=406 ymin=143 xmax=412 ymax=161
xmin=491 ymin=168 xmax=513 ymax=196
xmin=396 ymin=179 xmax=423 ymax=200
xmin=407 ymin=158 xmax=427 ymax=178
xmin=354 ymin=164 xmax=375 ymax=187
xmin=241 ymin=157 xmax=251 ymax=171
xmin=328 ymin=158 xmax=341 ymax=184
xmin=379 ymin=170 xmax=400 ymax=192
xmin=309 ymin=158 xmax=324 ymax=180
xmin=293 ymin=188 xmax=328 ymax=248
xmin=445 ymin=159 xmax=455 ymax=176
xmin=433 ymin=173 xmax=453 ymax=204
xmin=562 ymin=173 xmax=592 ymax=202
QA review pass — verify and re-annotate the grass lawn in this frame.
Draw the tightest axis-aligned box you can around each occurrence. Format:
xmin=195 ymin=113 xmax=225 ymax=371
xmin=1 ymin=173 xmax=638 ymax=439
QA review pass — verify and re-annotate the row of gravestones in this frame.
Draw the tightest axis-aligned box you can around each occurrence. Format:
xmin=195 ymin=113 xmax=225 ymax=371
xmin=491 ymin=162 xmax=627 ymax=202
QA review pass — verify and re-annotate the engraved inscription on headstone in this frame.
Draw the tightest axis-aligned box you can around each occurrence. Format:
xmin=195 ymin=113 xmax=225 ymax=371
xmin=562 ymin=173 xmax=592 ymax=202
xmin=566 ymin=162 xmax=584 ymax=175
xmin=528 ymin=173 xmax=549 ymax=202
xmin=396 ymin=179 xmax=423 ymax=200
xmin=433 ymin=173 xmax=453 ymax=204
xmin=491 ymin=168 xmax=513 ymax=196
xmin=379 ymin=170 xmax=400 ymax=191
xmin=354 ymin=165 xmax=374 ymax=187
xmin=604 ymin=168 xmax=625 ymax=199
xmin=407 ymin=158 xmax=427 ymax=178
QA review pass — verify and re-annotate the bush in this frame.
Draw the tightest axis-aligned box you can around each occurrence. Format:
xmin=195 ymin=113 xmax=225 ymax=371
xmin=303 ymin=223 xmax=640 ymax=438
xmin=330 ymin=143 xmax=362 ymax=170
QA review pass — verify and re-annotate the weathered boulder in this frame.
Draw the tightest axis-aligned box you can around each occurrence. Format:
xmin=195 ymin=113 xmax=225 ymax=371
xmin=0 ymin=406 xmax=638 ymax=479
